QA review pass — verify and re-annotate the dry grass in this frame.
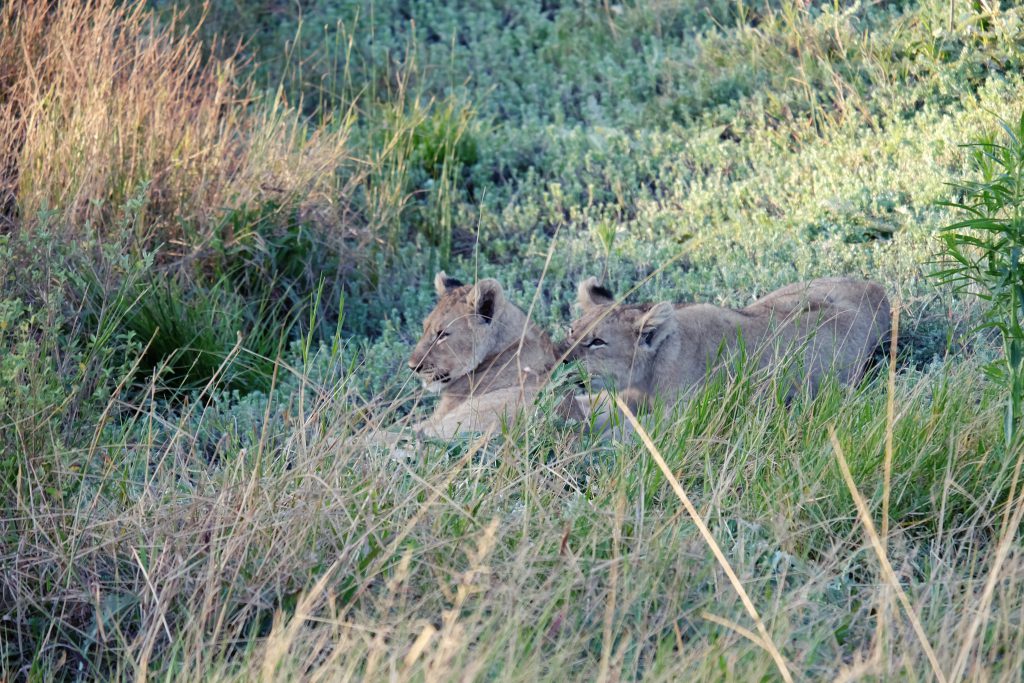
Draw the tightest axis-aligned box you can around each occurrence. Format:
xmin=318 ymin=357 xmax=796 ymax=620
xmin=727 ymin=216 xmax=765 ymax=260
xmin=614 ymin=393 xmax=793 ymax=683
xmin=829 ymin=426 xmax=945 ymax=682
xmin=0 ymin=0 xmax=358 ymax=252
xmin=5 ymin=338 xmax=1024 ymax=680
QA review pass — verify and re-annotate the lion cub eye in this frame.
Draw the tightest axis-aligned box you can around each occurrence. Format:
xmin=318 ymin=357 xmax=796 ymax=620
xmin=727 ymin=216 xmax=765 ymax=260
xmin=584 ymin=338 xmax=607 ymax=349
xmin=436 ymin=329 xmax=450 ymax=342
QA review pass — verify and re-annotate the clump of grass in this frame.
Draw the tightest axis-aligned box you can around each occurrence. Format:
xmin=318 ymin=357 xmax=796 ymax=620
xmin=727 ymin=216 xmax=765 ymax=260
xmin=123 ymin=273 xmax=291 ymax=394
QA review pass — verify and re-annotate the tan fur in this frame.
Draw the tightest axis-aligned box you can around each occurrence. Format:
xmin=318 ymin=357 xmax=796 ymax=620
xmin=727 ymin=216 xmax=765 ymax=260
xmin=406 ymin=272 xmax=557 ymax=439
xmin=565 ymin=276 xmax=890 ymax=404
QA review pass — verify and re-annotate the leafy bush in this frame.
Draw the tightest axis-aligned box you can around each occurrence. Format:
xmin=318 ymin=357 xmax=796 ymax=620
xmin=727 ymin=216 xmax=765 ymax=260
xmin=937 ymin=113 xmax=1024 ymax=448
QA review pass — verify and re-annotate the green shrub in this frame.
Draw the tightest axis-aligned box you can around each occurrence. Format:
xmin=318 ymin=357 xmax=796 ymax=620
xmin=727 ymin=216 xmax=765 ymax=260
xmin=936 ymin=113 xmax=1024 ymax=449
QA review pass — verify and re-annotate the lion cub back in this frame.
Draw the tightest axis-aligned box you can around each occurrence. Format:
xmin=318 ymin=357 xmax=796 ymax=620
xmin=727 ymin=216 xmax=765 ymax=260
xmin=739 ymin=277 xmax=890 ymax=391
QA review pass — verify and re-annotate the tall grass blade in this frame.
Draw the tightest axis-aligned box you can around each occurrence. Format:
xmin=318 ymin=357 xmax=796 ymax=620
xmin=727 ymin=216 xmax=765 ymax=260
xmin=614 ymin=395 xmax=794 ymax=683
xmin=828 ymin=427 xmax=946 ymax=683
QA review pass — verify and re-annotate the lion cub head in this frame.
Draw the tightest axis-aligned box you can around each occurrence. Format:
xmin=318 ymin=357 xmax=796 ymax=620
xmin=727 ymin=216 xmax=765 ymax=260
xmin=564 ymin=277 xmax=677 ymax=392
xmin=408 ymin=272 xmax=511 ymax=392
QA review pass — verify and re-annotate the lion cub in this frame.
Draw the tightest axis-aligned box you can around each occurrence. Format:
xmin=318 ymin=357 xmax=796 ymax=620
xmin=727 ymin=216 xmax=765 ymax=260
xmin=565 ymin=276 xmax=890 ymax=405
xmin=404 ymin=272 xmax=558 ymax=439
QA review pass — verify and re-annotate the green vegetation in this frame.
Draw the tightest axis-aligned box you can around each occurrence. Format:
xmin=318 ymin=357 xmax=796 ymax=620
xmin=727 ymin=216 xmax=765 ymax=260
xmin=3 ymin=0 xmax=1024 ymax=679
xmin=937 ymin=113 xmax=1024 ymax=449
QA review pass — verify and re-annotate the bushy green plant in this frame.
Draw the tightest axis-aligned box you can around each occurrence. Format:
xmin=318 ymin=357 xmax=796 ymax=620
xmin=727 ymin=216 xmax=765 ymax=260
xmin=360 ymin=95 xmax=479 ymax=263
xmin=936 ymin=113 xmax=1024 ymax=448
xmin=410 ymin=98 xmax=479 ymax=179
xmin=216 ymin=199 xmax=349 ymax=341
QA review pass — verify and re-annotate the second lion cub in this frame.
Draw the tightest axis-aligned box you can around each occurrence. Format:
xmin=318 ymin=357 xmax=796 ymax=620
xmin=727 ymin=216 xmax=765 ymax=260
xmin=564 ymin=276 xmax=890 ymax=404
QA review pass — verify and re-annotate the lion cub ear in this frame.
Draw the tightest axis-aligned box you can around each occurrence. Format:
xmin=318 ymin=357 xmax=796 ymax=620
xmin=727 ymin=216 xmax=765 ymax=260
xmin=577 ymin=277 xmax=615 ymax=311
xmin=434 ymin=271 xmax=464 ymax=296
xmin=635 ymin=302 xmax=675 ymax=349
xmin=467 ymin=279 xmax=504 ymax=323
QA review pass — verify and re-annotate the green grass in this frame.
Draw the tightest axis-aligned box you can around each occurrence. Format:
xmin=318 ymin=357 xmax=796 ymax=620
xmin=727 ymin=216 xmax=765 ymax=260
xmin=5 ymin=0 xmax=1024 ymax=679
